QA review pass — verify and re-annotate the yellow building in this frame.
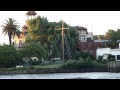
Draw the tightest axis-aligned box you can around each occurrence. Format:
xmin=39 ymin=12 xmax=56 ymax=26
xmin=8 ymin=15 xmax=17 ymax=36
xmin=14 ymin=25 xmax=28 ymax=49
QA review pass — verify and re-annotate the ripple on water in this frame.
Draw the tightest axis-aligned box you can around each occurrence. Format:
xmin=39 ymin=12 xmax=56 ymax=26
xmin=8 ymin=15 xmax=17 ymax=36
xmin=0 ymin=72 xmax=120 ymax=79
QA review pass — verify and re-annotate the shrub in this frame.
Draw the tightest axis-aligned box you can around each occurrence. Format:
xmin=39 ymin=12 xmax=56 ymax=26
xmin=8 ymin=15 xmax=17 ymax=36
xmin=54 ymin=60 xmax=64 ymax=64
xmin=97 ymin=56 xmax=103 ymax=63
xmin=78 ymin=57 xmax=84 ymax=62
xmin=85 ymin=56 xmax=92 ymax=63
xmin=0 ymin=45 xmax=23 ymax=68
xmin=20 ymin=42 xmax=47 ymax=61
xmin=31 ymin=61 xmax=41 ymax=65
xmin=75 ymin=51 xmax=94 ymax=60
xmin=41 ymin=60 xmax=53 ymax=65
xmin=61 ymin=59 xmax=107 ymax=71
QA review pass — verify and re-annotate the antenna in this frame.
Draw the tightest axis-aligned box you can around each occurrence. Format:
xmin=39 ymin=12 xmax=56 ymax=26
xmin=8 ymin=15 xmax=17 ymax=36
xmin=92 ymin=24 xmax=93 ymax=33
xmin=92 ymin=24 xmax=94 ymax=40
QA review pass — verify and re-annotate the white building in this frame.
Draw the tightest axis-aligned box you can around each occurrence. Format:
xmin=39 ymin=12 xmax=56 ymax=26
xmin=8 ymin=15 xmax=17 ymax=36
xmin=87 ymin=32 xmax=94 ymax=41
xmin=73 ymin=26 xmax=88 ymax=42
xmin=96 ymin=44 xmax=120 ymax=61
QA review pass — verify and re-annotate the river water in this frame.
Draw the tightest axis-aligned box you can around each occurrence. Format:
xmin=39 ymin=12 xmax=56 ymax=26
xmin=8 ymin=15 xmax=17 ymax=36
xmin=0 ymin=72 xmax=120 ymax=79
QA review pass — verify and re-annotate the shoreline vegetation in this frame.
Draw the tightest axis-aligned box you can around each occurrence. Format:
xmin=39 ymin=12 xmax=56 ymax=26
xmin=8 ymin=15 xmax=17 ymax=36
xmin=1 ymin=16 xmax=118 ymax=75
xmin=0 ymin=60 xmax=108 ymax=75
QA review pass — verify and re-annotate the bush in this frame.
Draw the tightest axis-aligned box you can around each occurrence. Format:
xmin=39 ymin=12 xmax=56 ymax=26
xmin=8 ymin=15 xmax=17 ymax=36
xmin=62 ymin=60 xmax=81 ymax=69
xmin=31 ymin=61 xmax=41 ymax=65
xmin=41 ymin=60 xmax=53 ymax=65
xmin=61 ymin=59 xmax=107 ymax=71
xmin=92 ymin=61 xmax=107 ymax=70
xmin=75 ymin=51 xmax=94 ymax=60
xmin=0 ymin=45 xmax=23 ymax=68
xmin=78 ymin=57 xmax=84 ymax=62
xmin=101 ymin=60 xmax=107 ymax=64
xmin=85 ymin=56 xmax=92 ymax=62
xmin=20 ymin=43 xmax=47 ymax=60
xmin=54 ymin=60 xmax=64 ymax=64
xmin=97 ymin=56 xmax=103 ymax=63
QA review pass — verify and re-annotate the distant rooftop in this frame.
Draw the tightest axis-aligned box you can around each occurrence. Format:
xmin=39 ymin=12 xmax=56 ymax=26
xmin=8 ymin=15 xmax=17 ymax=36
xmin=77 ymin=42 xmax=102 ymax=50
xmin=94 ymin=40 xmax=109 ymax=42
xmin=26 ymin=11 xmax=37 ymax=16
xmin=72 ymin=26 xmax=87 ymax=30
xmin=72 ymin=26 xmax=88 ymax=34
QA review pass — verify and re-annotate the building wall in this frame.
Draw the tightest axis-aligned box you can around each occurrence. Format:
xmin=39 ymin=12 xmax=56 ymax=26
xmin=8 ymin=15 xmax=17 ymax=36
xmin=74 ymin=26 xmax=88 ymax=42
xmin=14 ymin=33 xmax=26 ymax=48
xmin=87 ymin=32 xmax=94 ymax=40
xmin=96 ymin=48 xmax=110 ymax=59
xmin=96 ymin=48 xmax=120 ymax=61
xmin=78 ymin=30 xmax=87 ymax=42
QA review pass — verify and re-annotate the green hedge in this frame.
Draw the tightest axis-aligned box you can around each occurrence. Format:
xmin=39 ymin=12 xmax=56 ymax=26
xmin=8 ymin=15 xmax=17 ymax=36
xmin=61 ymin=60 xmax=107 ymax=71
xmin=0 ymin=45 xmax=23 ymax=68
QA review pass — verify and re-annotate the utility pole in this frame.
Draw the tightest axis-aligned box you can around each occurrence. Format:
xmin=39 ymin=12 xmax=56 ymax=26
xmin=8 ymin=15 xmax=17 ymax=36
xmin=55 ymin=20 xmax=69 ymax=61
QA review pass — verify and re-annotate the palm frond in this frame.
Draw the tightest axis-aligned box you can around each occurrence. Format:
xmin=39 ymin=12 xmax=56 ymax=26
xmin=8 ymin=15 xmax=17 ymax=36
xmin=1 ymin=17 xmax=20 ymax=45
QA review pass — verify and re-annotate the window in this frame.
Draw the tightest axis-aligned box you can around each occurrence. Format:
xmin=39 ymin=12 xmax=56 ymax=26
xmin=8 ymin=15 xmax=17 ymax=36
xmin=80 ymin=35 xmax=86 ymax=41
xmin=111 ymin=55 xmax=115 ymax=59
xmin=117 ymin=55 xmax=120 ymax=60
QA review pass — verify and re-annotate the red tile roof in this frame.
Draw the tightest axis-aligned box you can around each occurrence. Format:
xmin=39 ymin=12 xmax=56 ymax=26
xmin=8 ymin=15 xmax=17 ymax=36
xmin=77 ymin=42 xmax=103 ymax=50
xmin=76 ymin=42 xmax=103 ymax=58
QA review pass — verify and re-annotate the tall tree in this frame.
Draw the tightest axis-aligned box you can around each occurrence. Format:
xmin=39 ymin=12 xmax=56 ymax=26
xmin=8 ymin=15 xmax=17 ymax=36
xmin=1 ymin=18 xmax=20 ymax=46
xmin=26 ymin=16 xmax=79 ymax=60
xmin=104 ymin=29 xmax=118 ymax=48
xmin=97 ymin=35 xmax=104 ymax=40
xmin=20 ymin=42 xmax=47 ymax=60
xmin=93 ymin=35 xmax=105 ymax=40
xmin=0 ymin=45 xmax=23 ymax=68
xmin=93 ymin=35 xmax=98 ymax=40
xmin=116 ymin=29 xmax=120 ymax=40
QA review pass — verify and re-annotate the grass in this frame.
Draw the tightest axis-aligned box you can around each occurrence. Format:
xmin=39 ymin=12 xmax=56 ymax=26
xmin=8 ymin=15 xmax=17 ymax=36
xmin=33 ymin=64 xmax=63 ymax=70
xmin=0 ymin=61 xmax=107 ymax=71
xmin=0 ymin=64 xmax=63 ymax=71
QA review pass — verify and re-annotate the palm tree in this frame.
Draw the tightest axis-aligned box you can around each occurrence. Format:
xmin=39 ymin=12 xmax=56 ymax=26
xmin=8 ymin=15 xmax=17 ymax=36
xmin=1 ymin=18 xmax=20 ymax=46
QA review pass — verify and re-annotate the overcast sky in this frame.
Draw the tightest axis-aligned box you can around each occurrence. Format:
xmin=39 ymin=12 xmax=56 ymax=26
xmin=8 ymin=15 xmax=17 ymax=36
xmin=0 ymin=11 xmax=120 ymax=44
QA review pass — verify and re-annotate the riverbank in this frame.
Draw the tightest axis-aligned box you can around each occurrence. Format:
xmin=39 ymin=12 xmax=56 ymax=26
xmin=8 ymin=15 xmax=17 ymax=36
xmin=0 ymin=62 xmax=108 ymax=75
xmin=1 ymin=61 xmax=120 ymax=75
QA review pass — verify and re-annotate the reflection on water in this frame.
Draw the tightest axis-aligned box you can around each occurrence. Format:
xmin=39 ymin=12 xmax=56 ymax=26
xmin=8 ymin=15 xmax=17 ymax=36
xmin=0 ymin=72 xmax=120 ymax=79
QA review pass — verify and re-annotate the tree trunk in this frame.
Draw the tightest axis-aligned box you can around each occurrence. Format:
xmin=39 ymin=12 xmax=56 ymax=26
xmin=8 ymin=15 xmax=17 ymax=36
xmin=9 ymin=35 xmax=11 ymax=46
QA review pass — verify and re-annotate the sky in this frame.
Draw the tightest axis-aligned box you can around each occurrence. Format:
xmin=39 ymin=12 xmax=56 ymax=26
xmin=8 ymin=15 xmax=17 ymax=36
xmin=1 ymin=11 xmax=120 ymax=44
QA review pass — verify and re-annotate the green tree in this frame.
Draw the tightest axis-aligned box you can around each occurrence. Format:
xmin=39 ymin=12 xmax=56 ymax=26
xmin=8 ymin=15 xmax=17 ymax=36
xmin=97 ymin=35 xmax=104 ymax=40
xmin=26 ymin=16 xmax=49 ymax=43
xmin=25 ymin=16 xmax=79 ymax=60
xmin=1 ymin=18 xmax=20 ymax=46
xmin=0 ymin=45 xmax=23 ymax=68
xmin=105 ymin=30 xmax=117 ymax=41
xmin=97 ymin=56 xmax=103 ymax=63
xmin=75 ymin=51 xmax=94 ymax=61
xmin=93 ymin=35 xmax=98 ymax=40
xmin=48 ymin=21 xmax=79 ymax=59
xmin=116 ymin=29 xmax=120 ymax=40
xmin=20 ymin=42 xmax=47 ymax=61
xmin=94 ymin=35 xmax=105 ymax=40
xmin=104 ymin=29 xmax=118 ymax=48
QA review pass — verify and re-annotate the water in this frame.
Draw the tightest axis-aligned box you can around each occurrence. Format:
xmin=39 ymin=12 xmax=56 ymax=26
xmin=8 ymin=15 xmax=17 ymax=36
xmin=0 ymin=72 xmax=120 ymax=79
